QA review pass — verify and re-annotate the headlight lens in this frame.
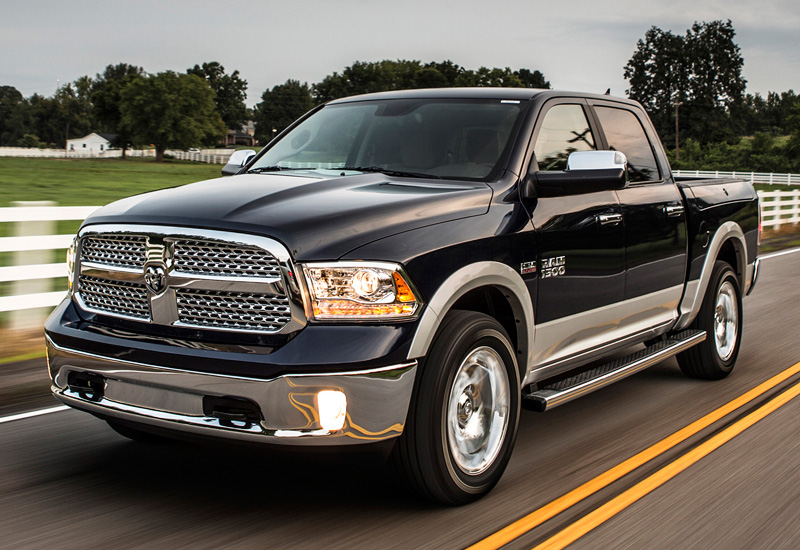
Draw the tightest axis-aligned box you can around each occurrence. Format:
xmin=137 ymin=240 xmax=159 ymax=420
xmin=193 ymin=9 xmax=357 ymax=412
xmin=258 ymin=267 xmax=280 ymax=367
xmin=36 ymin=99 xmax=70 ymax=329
xmin=66 ymin=237 xmax=77 ymax=293
xmin=302 ymin=262 xmax=421 ymax=320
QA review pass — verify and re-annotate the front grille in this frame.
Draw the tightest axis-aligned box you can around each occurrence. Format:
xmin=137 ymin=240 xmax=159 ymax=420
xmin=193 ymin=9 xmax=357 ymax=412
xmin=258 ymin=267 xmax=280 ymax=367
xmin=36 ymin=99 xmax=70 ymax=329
xmin=78 ymin=275 xmax=150 ymax=320
xmin=81 ymin=235 xmax=147 ymax=269
xmin=176 ymin=289 xmax=292 ymax=331
xmin=75 ymin=228 xmax=298 ymax=334
xmin=173 ymin=239 xmax=281 ymax=278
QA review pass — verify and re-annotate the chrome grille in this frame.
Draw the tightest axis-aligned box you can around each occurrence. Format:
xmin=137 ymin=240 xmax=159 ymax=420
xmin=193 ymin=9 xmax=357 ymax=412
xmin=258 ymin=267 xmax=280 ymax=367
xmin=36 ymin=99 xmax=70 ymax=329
xmin=176 ymin=289 xmax=292 ymax=331
xmin=75 ymin=227 xmax=300 ymax=334
xmin=81 ymin=235 xmax=147 ymax=269
xmin=78 ymin=275 xmax=150 ymax=320
xmin=173 ymin=239 xmax=281 ymax=278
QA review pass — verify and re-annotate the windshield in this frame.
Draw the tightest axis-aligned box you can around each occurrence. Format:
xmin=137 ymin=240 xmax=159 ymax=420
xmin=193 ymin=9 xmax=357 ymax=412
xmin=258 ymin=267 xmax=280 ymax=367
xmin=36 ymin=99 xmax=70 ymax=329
xmin=250 ymin=99 xmax=526 ymax=181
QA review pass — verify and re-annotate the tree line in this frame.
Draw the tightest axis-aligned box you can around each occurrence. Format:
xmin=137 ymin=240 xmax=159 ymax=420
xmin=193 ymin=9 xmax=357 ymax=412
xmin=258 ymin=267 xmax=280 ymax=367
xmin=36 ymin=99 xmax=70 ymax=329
xmin=1 ymin=20 xmax=798 ymax=170
xmin=0 ymin=60 xmax=549 ymax=161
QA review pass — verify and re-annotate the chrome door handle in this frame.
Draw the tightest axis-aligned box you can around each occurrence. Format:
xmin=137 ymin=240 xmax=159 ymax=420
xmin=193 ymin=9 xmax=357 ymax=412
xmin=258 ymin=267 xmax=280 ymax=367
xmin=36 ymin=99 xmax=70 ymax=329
xmin=597 ymin=213 xmax=623 ymax=226
xmin=665 ymin=205 xmax=685 ymax=217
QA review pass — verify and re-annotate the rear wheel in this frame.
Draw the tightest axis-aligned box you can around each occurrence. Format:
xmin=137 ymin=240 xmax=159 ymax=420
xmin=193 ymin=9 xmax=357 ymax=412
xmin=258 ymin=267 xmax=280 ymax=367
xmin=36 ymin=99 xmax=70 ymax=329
xmin=392 ymin=310 xmax=520 ymax=505
xmin=677 ymin=261 xmax=743 ymax=379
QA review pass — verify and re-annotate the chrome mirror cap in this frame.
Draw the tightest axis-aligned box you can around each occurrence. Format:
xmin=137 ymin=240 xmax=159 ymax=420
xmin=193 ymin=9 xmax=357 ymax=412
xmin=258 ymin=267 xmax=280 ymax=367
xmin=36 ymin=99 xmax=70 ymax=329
xmin=567 ymin=150 xmax=627 ymax=171
xmin=222 ymin=149 xmax=257 ymax=176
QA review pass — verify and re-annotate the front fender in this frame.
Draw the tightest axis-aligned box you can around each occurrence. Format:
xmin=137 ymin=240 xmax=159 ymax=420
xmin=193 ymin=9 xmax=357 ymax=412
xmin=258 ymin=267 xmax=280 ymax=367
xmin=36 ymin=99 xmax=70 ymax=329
xmin=406 ymin=261 xmax=534 ymax=378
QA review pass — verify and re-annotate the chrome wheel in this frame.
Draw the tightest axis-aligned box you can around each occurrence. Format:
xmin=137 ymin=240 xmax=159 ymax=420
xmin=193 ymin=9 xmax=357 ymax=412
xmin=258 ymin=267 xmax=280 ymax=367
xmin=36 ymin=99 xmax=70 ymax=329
xmin=677 ymin=261 xmax=742 ymax=380
xmin=446 ymin=346 xmax=510 ymax=475
xmin=714 ymin=280 xmax=738 ymax=362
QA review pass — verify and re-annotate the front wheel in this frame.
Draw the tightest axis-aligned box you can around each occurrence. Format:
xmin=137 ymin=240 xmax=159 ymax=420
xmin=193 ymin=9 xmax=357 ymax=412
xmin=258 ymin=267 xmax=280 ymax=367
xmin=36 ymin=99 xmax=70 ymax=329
xmin=677 ymin=261 xmax=743 ymax=379
xmin=392 ymin=310 xmax=520 ymax=505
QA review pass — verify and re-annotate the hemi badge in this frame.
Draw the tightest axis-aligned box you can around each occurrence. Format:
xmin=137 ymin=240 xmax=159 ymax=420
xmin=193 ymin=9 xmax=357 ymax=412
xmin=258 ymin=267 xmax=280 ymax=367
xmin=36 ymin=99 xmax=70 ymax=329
xmin=521 ymin=261 xmax=537 ymax=275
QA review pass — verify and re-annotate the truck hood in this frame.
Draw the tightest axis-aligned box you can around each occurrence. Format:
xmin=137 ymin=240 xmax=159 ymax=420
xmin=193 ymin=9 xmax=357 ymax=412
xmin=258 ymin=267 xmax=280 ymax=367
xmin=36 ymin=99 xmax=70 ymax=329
xmin=83 ymin=172 xmax=492 ymax=260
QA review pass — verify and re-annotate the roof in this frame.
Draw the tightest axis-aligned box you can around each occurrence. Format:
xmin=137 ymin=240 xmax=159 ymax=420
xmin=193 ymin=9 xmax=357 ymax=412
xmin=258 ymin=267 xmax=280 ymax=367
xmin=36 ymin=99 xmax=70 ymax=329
xmin=66 ymin=132 xmax=117 ymax=143
xmin=327 ymin=87 xmax=638 ymax=107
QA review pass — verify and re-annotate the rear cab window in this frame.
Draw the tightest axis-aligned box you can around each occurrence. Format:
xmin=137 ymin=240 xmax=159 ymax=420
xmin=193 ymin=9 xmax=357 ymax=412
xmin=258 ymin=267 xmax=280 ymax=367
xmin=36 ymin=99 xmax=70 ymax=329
xmin=593 ymin=106 xmax=661 ymax=183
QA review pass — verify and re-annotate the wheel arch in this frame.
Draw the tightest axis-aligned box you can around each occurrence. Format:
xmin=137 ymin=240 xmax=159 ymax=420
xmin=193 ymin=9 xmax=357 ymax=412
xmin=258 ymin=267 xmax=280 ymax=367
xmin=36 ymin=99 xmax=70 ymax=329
xmin=407 ymin=262 xmax=534 ymax=380
xmin=675 ymin=221 xmax=748 ymax=331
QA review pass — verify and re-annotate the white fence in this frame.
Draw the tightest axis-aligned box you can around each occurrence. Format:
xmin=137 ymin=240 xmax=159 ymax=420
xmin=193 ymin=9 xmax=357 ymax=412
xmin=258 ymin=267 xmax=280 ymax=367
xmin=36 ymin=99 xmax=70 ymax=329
xmin=0 ymin=205 xmax=98 ymax=323
xmin=674 ymin=170 xmax=799 ymax=186
xmin=759 ymin=189 xmax=800 ymax=229
xmin=0 ymin=147 xmax=156 ymax=159
xmin=166 ymin=150 xmax=232 ymax=164
xmin=1 ymin=189 xmax=799 ymax=321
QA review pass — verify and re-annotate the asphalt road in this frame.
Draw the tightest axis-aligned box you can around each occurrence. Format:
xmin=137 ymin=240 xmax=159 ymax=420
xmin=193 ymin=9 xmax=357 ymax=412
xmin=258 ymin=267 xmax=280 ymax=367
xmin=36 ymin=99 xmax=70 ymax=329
xmin=1 ymin=250 xmax=799 ymax=550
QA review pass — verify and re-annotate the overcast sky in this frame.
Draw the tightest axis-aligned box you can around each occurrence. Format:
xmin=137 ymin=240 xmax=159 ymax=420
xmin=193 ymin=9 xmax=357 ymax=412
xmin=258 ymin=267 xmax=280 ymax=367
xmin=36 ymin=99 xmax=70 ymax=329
xmin=2 ymin=0 xmax=798 ymax=106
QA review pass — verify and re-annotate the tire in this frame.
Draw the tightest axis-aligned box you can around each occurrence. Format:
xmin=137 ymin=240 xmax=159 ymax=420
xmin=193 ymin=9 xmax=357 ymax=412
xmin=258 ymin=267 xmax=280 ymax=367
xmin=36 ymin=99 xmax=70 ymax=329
xmin=391 ymin=310 xmax=520 ymax=505
xmin=677 ymin=261 xmax=743 ymax=380
xmin=107 ymin=420 xmax=171 ymax=444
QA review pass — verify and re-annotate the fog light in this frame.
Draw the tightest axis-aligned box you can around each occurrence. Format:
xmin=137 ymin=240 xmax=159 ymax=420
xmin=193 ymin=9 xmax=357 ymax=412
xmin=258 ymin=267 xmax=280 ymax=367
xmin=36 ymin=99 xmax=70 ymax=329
xmin=317 ymin=390 xmax=347 ymax=431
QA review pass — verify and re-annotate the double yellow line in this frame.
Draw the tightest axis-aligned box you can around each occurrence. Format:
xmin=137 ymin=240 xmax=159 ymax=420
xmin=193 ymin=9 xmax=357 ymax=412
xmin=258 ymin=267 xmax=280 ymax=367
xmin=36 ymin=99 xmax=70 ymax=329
xmin=469 ymin=361 xmax=800 ymax=550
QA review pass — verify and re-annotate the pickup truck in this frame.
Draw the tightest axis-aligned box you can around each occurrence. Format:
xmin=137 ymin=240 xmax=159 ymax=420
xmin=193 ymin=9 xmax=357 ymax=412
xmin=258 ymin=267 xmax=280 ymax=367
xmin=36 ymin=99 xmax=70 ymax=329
xmin=45 ymin=88 xmax=760 ymax=505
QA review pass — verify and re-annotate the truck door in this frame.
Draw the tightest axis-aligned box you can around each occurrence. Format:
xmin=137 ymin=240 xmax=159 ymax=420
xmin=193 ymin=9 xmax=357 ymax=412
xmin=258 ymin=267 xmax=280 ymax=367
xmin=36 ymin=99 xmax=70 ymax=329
xmin=527 ymin=100 xmax=626 ymax=366
xmin=592 ymin=103 xmax=687 ymax=323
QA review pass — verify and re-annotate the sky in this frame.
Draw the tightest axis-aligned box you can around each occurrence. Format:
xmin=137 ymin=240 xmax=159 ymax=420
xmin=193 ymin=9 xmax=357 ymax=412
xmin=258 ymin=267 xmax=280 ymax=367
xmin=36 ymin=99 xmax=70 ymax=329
xmin=2 ymin=0 xmax=798 ymax=107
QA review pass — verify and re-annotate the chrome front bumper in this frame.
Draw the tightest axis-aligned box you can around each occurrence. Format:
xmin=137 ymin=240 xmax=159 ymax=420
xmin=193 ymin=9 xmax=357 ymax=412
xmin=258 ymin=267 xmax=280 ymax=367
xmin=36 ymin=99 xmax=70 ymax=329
xmin=47 ymin=337 xmax=417 ymax=446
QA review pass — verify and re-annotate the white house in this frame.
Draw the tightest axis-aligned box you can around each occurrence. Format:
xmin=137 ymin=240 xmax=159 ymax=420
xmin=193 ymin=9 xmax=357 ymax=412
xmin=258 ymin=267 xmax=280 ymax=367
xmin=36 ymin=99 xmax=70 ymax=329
xmin=66 ymin=133 xmax=117 ymax=155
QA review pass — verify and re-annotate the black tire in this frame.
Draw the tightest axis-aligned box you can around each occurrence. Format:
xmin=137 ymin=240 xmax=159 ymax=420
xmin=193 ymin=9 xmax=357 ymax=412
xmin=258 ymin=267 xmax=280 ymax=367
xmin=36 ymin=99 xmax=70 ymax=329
xmin=107 ymin=420 xmax=171 ymax=444
xmin=391 ymin=310 xmax=520 ymax=505
xmin=677 ymin=261 xmax=743 ymax=380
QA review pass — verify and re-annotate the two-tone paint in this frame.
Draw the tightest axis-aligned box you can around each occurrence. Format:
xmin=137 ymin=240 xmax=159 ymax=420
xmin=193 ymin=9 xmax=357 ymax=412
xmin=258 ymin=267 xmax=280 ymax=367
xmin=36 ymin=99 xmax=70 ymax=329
xmin=45 ymin=88 xmax=759 ymax=445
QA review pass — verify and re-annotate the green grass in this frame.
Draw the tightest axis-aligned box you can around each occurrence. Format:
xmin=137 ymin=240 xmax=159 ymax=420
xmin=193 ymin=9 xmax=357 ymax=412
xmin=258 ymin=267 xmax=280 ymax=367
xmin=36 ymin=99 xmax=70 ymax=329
xmin=0 ymin=157 xmax=222 ymax=207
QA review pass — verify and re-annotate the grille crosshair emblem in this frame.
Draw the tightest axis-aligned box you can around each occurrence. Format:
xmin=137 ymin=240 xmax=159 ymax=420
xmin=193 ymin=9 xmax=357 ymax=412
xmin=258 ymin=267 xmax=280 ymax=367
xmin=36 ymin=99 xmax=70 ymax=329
xmin=144 ymin=265 xmax=167 ymax=294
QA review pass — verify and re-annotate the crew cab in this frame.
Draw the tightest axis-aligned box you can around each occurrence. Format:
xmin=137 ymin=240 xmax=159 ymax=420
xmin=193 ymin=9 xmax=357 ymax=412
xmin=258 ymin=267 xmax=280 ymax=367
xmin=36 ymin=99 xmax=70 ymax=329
xmin=46 ymin=88 xmax=760 ymax=505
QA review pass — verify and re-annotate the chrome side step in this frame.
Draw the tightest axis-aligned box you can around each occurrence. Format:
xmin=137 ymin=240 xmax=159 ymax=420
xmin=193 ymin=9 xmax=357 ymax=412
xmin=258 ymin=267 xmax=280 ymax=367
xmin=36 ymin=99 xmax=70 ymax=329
xmin=522 ymin=330 xmax=706 ymax=412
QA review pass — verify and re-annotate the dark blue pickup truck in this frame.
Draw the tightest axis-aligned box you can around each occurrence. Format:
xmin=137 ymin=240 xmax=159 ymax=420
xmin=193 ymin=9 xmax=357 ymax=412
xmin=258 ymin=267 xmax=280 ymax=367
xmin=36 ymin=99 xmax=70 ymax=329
xmin=46 ymin=88 xmax=760 ymax=504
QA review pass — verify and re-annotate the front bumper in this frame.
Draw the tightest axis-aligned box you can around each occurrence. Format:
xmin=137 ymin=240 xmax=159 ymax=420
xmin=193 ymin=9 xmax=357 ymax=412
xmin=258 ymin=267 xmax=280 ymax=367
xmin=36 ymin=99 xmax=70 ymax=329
xmin=47 ymin=336 xmax=417 ymax=446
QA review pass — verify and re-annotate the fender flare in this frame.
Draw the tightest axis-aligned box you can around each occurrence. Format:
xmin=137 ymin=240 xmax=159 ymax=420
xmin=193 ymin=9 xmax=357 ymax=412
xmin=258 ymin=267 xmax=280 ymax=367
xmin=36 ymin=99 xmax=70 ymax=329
xmin=407 ymin=261 xmax=535 ymax=374
xmin=674 ymin=221 xmax=748 ymax=331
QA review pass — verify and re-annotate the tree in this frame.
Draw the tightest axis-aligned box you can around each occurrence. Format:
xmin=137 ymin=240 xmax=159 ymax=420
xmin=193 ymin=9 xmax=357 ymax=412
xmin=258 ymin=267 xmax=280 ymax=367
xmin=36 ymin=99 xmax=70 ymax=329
xmin=92 ymin=63 xmax=145 ymax=158
xmin=26 ymin=82 xmax=92 ymax=148
xmin=624 ymin=20 xmax=746 ymax=146
xmin=187 ymin=61 xmax=248 ymax=130
xmin=0 ymin=86 xmax=29 ymax=146
xmin=313 ymin=60 xmax=551 ymax=103
xmin=17 ymin=134 xmax=43 ymax=148
xmin=120 ymin=71 xmax=226 ymax=161
xmin=515 ymin=68 xmax=551 ymax=89
xmin=253 ymin=79 xmax=314 ymax=143
xmin=786 ymin=99 xmax=800 ymax=172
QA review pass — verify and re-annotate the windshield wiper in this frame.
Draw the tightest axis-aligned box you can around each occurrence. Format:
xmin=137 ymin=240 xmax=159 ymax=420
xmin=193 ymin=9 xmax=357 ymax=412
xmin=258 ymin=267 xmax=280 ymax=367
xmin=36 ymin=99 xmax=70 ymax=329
xmin=340 ymin=166 xmax=442 ymax=179
xmin=247 ymin=166 xmax=320 ymax=174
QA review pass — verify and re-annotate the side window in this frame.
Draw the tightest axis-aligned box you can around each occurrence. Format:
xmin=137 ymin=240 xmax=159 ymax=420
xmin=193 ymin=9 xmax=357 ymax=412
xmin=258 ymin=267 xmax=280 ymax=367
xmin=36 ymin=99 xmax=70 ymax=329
xmin=595 ymin=107 xmax=660 ymax=182
xmin=533 ymin=104 xmax=595 ymax=171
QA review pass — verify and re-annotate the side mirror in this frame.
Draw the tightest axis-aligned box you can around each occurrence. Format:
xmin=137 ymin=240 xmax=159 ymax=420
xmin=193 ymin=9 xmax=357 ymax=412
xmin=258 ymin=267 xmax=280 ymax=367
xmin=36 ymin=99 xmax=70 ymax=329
xmin=221 ymin=149 xmax=256 ymax=176
xmin=524 ymin=151 xmax=628 ymax=198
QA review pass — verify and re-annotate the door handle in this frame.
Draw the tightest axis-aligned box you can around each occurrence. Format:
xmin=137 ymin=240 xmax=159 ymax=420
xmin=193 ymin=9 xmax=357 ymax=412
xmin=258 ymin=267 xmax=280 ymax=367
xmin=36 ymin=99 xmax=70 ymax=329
xmin=597 ymin=213 xmax=623 ymax=226
xmin=664 ymin=205 xmax=685 ymax=217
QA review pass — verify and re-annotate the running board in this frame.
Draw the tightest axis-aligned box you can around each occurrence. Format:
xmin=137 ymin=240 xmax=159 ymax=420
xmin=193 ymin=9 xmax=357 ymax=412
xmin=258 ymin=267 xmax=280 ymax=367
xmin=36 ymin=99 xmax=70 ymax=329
xmin=522 ymin=330 xmax=706 ymax=412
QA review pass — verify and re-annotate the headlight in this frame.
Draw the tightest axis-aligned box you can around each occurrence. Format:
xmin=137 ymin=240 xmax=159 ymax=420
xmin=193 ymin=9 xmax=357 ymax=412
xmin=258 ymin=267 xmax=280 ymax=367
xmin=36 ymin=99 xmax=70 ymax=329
xmin=66 ymin=237 xmax=78 ymax=293
xmin=301 ymin=262 xmax=421 ymax=320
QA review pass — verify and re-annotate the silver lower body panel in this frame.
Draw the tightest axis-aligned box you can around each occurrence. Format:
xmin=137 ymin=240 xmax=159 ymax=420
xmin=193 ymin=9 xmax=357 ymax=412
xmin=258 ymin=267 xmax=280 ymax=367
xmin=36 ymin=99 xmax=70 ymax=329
xmin=46 ymin=337 xmax=417 ymax=446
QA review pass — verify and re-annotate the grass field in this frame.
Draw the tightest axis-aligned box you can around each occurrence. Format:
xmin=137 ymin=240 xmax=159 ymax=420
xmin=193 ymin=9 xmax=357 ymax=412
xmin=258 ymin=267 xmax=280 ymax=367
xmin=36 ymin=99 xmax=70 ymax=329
xmin=0 ymin=157 xmax=222 ymax=207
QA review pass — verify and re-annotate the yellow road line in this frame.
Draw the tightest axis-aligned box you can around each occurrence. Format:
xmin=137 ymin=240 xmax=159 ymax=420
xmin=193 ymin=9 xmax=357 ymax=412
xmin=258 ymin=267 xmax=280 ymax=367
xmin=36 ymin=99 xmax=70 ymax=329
xmin=467 ymin=361 xmax=800 ymax=550
xmin=533 ymin=376 xmax=800 ymax=550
